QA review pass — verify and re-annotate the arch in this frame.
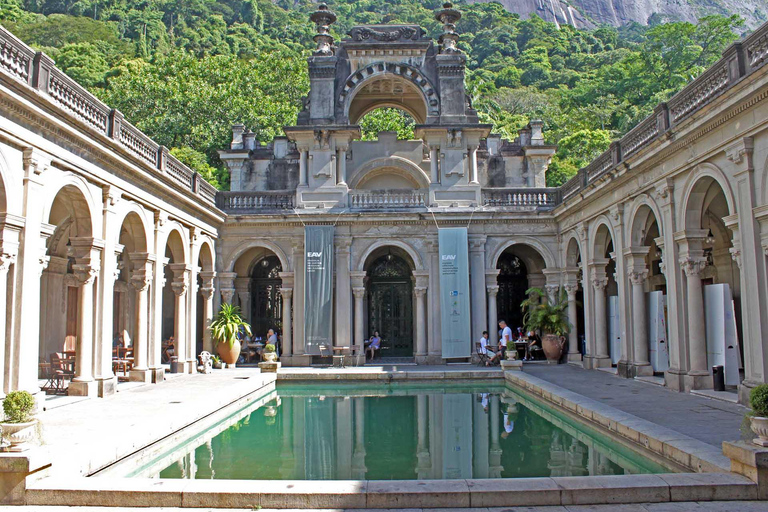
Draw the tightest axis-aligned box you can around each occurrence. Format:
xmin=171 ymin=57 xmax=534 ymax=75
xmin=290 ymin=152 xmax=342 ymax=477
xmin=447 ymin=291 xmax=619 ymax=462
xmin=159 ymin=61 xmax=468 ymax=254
xmin=0 ymin=147 xmax=22 ymax=216
xmin=340 ymin=63 xmax=439 ymax=124
xmin=164 ymin=227 xmax=187 ymax=264
xmin=114 ymin=203 xmax=153 ymax=254
xmin=490 ymin=237 xmax=556 ymax=270
xmin=116 ymin=211 xmax=150 ymax=255
xmin=0 ymin=151 xmax=8 ymax=214
xmin=679 ymin=163 xmax=736 ymax=230
xmin=225 ymin=239 xmax=290 ymax=273
xmin=626 ymin=194 xmax=664 ymax=247
xmin=349 ymin=156 xmax=431 ymax=190
xmin=589 ymin=216 xmax=616 ymax=260
xmin=197 ymin=239 xmax=215 ymax=273
xmin=564 ymin=233 xmax=583 ymax=267
xmin=42 ymin=174 xmax=100 ymax=235
xmin=357 ymin=239 xmax=423 ymax=271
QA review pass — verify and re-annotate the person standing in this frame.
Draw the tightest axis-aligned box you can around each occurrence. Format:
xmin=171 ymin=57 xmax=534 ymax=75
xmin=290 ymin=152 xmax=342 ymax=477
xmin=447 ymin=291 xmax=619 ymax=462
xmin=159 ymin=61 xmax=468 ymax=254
xmin=498 ymin=320 xmax=512 ymax=360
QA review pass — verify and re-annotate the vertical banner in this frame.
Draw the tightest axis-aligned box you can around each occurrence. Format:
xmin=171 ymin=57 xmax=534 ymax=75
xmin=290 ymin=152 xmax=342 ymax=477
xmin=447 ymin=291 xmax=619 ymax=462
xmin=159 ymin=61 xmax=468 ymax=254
xmin=305 ymin=225 xmax=334 ymax=355
xmin=439 ymin=227 xmax=471 ymax=358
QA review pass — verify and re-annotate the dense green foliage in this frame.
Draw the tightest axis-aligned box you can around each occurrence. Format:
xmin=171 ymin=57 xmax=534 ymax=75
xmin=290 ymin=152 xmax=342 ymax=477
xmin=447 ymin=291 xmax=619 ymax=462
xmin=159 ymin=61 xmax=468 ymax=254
xmin=209 ymin=303 xmax=251 ymax=348
xmin=521 ymin=287 xmax=571 ymax=336
xmin=1 ymin=0 xmax=745 ymax=188
xmin=2 ymin=390 xmax=35 ymax=424
xmin=750 ymin=384 xmax=768 ymax=417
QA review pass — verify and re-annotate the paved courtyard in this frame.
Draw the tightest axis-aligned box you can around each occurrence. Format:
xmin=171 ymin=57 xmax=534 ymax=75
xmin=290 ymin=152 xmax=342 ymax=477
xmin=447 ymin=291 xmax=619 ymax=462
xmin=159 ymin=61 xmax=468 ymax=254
xmin=523 ymin=364 xmax=748 ymax=448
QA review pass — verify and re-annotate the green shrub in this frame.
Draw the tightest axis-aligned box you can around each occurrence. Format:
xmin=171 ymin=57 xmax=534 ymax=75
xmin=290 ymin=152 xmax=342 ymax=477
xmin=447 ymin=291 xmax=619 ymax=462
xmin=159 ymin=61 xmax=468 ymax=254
xmin=750 ymin=384 xmax=768 ymax=417
xmin=264 ymin=343 xmax=276 ymax=353
xmin=3 ymin=391 xmax=35 ymax=424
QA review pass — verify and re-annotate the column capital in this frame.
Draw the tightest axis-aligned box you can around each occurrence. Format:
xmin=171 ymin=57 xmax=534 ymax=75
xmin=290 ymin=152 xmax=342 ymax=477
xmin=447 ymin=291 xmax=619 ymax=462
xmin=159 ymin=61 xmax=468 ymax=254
xmin=73 ymin=264 xmax=99 ymax=285
xmin=279 ymin=287 xmax=293 ymax=299
xmin=352 ymin=286 xmax=366 ymax=299
xmin=563 ymin=283 xmax=578 ymax=299
xmin=628 ymin=269 xmax=649 ymax=286
xmin=0 ymin=251 xmax=16 ymax=273
xmin=414 ymin=287 xmax=427 ymax=298
xmin=220 ymin=288 xmax=235 ymax=304
xmin=590 ymin=267 xmax=608 ymax=291
xmin=725 ymin=136 xmax=754 ymax=174
xmin=131 ymin=269 xmax=153 ymax=291
xmin=336 ymin=237 xmax=352 ymax=251
xmin=545 ymin=284 xmax=560 ymax=299
xmin=469 ymin=236 xmax=487 ymax=251
xmin=679 ymin=256 xmax=708 ymax=277
xmin=200 ymin=286 xmax=215 ymax=300
xmin=486 ymin=284 xmax=499 ymax=296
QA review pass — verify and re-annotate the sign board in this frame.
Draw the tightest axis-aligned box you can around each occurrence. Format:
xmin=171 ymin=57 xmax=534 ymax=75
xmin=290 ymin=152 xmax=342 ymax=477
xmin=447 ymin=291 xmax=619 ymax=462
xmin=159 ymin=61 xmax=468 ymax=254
xmin=304 ymin=225 xmax=334 ymax=355
xmin=439 ymin=227 xmax=471 ymax=359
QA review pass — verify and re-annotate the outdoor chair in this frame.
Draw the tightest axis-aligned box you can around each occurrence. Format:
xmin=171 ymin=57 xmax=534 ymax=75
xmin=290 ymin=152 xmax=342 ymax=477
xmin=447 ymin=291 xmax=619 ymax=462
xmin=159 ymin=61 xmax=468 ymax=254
xmin=475 ymin=342 xmax=490 ymax=366
xmin=331 ymin=346 xmax=348 ymax=368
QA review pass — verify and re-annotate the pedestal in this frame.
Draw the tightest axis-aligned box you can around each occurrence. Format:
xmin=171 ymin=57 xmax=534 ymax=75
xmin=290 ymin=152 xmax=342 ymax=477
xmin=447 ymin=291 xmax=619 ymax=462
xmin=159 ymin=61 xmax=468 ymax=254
xmin=67 ymin=380 xmax=97 ymax=397
xmin=501 ymin=360 xmax=523 ymax=371
xmin=129 ymin=368 xmax=153 ymax=383
xmin=685 ymin=371 xmax=713 ymax=391
xmin=258 ymin=362 xmax=282 ymax=373
xmin=97 ymin=376 xmax=117 ymax=397
xmin=150 ymin=367 xmax=165 ymax=383
xmin=0 ymin=448 xmax=51 ymax=504
xmin=723 ymin=441 xmax=768 ymax=499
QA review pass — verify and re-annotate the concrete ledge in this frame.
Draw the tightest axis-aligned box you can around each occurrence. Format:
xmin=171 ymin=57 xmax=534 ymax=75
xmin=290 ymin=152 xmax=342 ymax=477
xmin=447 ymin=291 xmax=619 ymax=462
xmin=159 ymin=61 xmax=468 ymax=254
xmin=276 ymin=369 xmax=504 ymax=381
xmin=24 ymin=472 xmax=758 ymax=508
xmin=504 ymin=371 xmax=732 ymax=474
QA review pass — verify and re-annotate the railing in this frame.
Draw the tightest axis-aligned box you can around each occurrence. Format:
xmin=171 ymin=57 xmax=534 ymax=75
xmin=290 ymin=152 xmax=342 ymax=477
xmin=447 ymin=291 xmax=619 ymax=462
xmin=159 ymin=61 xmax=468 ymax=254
xmin=667 ymin=60 xmax=730 ymax=125
xmin=482 ymin=188 xmax=560 ymax=208
xmin=0 ymin=25 xmax=217 ymax=207
xmin=584 ymin=151 xmax=613 ymax=182
xmin=560 ymin=172 xmax=582 ymax=200
xmin=217 ymin=191 xmax=295 ymax=211
xmin=746 ymin=31 xmax=768 ymax=73
xmin=620 ymin=114 xmax=659 ymax=159
xmin=349 ymin=190 xmax=426 ymax=209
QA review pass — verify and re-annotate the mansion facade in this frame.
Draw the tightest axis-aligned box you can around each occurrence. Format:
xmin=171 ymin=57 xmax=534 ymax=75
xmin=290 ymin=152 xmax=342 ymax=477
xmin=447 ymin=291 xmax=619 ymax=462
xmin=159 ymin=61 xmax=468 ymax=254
xmin=0 ymin=3 xmax=768 ymax=403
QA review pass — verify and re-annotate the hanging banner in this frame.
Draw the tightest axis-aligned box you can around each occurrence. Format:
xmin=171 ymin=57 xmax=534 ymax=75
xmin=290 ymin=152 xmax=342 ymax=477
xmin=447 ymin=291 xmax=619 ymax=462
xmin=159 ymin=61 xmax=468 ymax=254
xmin=439 ymin=227 xmax=471 ymax=358
xmin=305 ymin=225 xmax=334 ymax=355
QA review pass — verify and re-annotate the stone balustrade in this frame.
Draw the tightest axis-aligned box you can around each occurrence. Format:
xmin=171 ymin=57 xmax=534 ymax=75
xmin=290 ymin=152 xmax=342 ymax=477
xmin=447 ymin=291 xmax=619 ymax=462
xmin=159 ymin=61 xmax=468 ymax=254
xmin=482 ymin=188 xmax=560 ymax=208
xmin=216 ymin=191 xmax=296 ymax=211
xmin=349 ymin=190 xmax=427 ymax=209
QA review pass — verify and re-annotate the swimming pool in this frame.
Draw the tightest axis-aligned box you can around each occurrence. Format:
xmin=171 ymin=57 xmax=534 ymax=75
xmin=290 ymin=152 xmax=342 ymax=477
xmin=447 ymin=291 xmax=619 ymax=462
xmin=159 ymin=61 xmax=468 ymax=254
xmin=114 ymin=382 xmax=675 ymax=480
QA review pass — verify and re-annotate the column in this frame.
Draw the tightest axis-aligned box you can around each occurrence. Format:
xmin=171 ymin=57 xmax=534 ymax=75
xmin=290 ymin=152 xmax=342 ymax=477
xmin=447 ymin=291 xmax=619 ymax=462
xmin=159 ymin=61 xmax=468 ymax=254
xmin=149 ymin=255 xmax=168 ymax=379
xmin=280 ymin=287 xmax=293 ymax=357
xmin=564 ymin=283 xmax=580 ymax=360
xmin=429 ymin=145 xmax=440 ymax=184
xmin=292 ymin=241 xmax=305 ymax=357
xmin=353 ymin=286 xmax=365 ymax=356
xmin=170 ymin=264 xmax=190 ymax=373
xmin=335 ymin=238 xmax=351 ymax=347
xmin=469 ymin=237 xmax=487 ymax=340
xmin=96 ymin=186 xmax=120 ymax=397
xmin=414 ymin=286 xmax=427 ymax=358
xmin=489 ymin=394 xmax=503 ymax=478
xmin=680 ymin=255 xmax=709 ymax=387
xmin=69 ymin=263 xmax=98 ymax=396
xmin=129 ymin=261 xmax=152 ymax=382
xmin=628 ymin=265 xmax=651 ymax=375
xmin=337 ymin=146 xmax=348 ymax=186
xmin=186 ymin=258 xmax=200 ymax=373
xmin=468 ymin=145 xmax=479 ymax=185
xmin=0 ymin=250 xmax=16 ymax=396
xmin=487 ymin=285 xmax=499 ymax=344
xmin=590 ymin=264 xmax=610 ymax=366
xmin=235 ymin=277 xmax=251 ymax=323
xmin=427 ymin=239 xmax=441 ymax=361
xmin=352 ymin=397 xmax=367 ymax=479
xmin=200 ymin=271 xmax=216 ymax=354
xmin=299 ymin=148 xmax=308 ymax=186
xmin=416 ymin=394 xmax=430 ymax=479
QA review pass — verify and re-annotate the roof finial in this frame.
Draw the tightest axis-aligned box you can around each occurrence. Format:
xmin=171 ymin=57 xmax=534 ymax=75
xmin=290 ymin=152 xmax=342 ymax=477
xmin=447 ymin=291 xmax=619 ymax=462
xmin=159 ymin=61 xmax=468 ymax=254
xmin=310 ymin=3 xmax=337 ymax=56
xmin=435 ymin=2 xmax=462 ymax=54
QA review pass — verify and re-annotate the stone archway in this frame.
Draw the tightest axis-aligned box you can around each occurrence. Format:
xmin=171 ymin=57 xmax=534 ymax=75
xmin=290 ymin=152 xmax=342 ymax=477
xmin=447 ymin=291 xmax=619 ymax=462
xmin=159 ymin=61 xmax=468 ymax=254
xmin=365 ymin=250 xmax=414 ymax=358
xmin=493 ymin=243 xmax=547 ymax=339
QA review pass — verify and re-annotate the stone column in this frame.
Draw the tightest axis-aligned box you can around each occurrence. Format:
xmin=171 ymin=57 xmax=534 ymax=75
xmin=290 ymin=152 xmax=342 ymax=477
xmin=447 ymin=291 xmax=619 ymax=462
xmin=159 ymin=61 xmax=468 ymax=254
xmin=487 ymin=285 xmax=499 ymax=344
xmin=352 ymin=397 xmax=367 ymax=479
xmin=299 ymin=148 xmax=309 ymax=187
xmin=235 ymin=277 xmax=251 ymax=323
xmin=426 ymin=239 xmax=441 ymax=362
xmin=335 ymin=238 xmax=351 ymax=347
xmin=353 ymin=286 xmax=366 ymax=357
xmin=469 ymin=236 xmax=487 ymax=340
xmin=414 ymin=286 xmax=428 ymax=359
xmin=149 ymin=255 xmax=168 ymax=380
xmin=628 ymin=262 xmax=652 ymax=376
xmin=564 ymin=283 xmax=580 ymax=360
xmin=170 ymin=264 xmax=190 ymax=373
xmin=489 ymin=394 xmax=503 ymax=478
xmin=280 ymin=287 xmax=293 ymax=357
xmin=129 ymin=254 xmax=153 ymax=382
xmin=429 ymin=145 xmax=440 ymax=184
xmin=199 ymin=271 xmax=216 ymax=354
xmin=416 ymin=394 xmax=430 ymax=479
xmin=337 ymin=146 xmax=348 ymax=186
xmin=292 ymin=241 xmax=306 ymax=357
xmin=96 ymin=187 xmax=121 ymax=397
xmin=69 ymin=262 xmax=99 ymax=396
xmin=0 ymin=249 xmax=16 ymax=396
xmin=468 ymin=145 xmax=479 ymax=185
xmin=681 ymin=255 xmax=709 ymax=388
xmin=590 ymin=263 xmax=610 ymax=367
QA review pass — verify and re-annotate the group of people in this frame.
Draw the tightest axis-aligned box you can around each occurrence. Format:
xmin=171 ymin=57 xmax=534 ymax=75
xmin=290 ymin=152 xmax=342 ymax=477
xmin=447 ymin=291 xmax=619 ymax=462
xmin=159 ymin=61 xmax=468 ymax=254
xmin=477 ymin=320 xmax=543 ymax=366
xmin=241 ymin=328 xmax=280 ymax=362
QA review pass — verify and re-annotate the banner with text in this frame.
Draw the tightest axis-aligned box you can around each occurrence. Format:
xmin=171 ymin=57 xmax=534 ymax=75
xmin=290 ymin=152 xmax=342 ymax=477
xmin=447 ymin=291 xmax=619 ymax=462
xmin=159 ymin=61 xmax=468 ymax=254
xmin=304 ymin=225 xmax=334 ymax=355
xmin=439 ymin=227 xmax=471 ymax=359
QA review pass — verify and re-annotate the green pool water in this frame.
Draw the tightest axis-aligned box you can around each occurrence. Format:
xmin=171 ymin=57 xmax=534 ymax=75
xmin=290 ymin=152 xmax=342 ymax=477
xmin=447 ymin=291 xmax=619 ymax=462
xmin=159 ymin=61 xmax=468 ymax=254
xmin=138 ymin=382 xmax=674 ymax=480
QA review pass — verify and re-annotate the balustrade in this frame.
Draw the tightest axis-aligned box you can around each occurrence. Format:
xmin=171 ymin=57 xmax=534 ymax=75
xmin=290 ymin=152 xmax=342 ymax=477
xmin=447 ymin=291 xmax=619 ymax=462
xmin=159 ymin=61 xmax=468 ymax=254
xmin=482 ymin=188 xmax=559 ymax=208
xmin=349 ymin=190 xmax=426 ymax=209
xmin=217 ymin=191 xmax=295 ymax=211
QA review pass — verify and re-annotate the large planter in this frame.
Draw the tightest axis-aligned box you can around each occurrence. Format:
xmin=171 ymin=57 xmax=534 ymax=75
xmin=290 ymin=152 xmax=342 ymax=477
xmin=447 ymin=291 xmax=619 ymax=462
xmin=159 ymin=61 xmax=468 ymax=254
xmin=217 ymin=340 xmax=241 ymax=366
xmin=1 ymin=420 xmax=37 ymax=452
xmin=750 ymin=416 xmax=768 ymax=447
xmin=541 ymin=334 xmax=564 ymax=363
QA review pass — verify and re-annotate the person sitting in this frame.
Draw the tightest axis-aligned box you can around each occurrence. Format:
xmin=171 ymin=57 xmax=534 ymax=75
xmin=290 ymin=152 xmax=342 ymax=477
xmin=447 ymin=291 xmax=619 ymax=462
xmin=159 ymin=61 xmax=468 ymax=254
xmin=524 ymin=331 xmax=542 ymax=361
xmin=366 ymin=331 xmax=381 ymax=361
xmin=267 ymin=328 xmax=279 ymax=358
xmin=163 ymin=336 xmax=175 ymax=363
xmin=478 ymin=331 xmax=499 ymax=366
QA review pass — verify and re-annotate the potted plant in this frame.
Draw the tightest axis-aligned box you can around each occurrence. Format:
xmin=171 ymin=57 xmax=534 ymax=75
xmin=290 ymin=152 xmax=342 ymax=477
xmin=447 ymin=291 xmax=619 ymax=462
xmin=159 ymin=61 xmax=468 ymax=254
xmin=263 ymin=343 xmax=278 ymax=363
xmin=749 ymin=384 xmax=768 ymax=446
xmin=521 ymin=287 xmax=571 ymax=363
xmin=211 ymin=354 xmax=223 ymax=370
xmin=209 ymin=303 xmax=252 ymax=366
xmin=1 ymin=391 xmax=37 ymax=451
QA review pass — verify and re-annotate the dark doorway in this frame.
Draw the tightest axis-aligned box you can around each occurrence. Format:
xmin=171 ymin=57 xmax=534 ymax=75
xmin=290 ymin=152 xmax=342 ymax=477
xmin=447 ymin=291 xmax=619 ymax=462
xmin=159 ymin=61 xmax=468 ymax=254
xmin=496 ymin=252 xmax=528 ymax=333
xmin=367 ymin=254 xmax=414 ymax=357
xmin=250 ymin=255 xmax=282 ymax=339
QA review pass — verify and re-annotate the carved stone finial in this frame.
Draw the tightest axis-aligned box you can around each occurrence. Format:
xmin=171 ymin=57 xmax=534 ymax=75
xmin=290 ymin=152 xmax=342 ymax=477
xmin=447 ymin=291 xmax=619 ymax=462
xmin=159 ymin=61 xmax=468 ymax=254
xmin=435 ymin=2 xmax=462 ymax=54
xmin=310 ymin=3 xmax=337 ymax=56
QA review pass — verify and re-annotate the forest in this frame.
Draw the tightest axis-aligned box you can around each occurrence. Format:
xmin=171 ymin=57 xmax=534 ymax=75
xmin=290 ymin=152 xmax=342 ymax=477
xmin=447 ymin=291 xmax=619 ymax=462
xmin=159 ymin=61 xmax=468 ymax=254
xmin=0 ymin=0 xmax=747 ymax=188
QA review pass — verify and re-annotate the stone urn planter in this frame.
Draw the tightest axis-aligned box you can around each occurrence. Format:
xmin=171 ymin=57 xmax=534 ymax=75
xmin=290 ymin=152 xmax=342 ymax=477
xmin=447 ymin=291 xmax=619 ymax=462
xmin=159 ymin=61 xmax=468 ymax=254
xmin=263 ymin=351 xmax=278 ymax=363
xmin=1 ymin=420 xmax=37 ymax=452
xmin=217 ymin=340 xmax=241 ymax=366
xmin=541 ymin=334 xmax=564 ymax=363
xmin=750 ymin=416 xmax=768 ymax=447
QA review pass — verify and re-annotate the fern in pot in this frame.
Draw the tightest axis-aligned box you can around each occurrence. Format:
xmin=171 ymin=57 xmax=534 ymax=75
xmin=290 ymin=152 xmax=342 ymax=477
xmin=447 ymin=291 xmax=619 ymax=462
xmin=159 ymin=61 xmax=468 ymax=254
xmin=749 ymin=384 xmax=768 ymax=446
xmin=521 ymin=287 xmax=571 ymax=363
xmin=209 ymin=304 xmax=252 ymax=366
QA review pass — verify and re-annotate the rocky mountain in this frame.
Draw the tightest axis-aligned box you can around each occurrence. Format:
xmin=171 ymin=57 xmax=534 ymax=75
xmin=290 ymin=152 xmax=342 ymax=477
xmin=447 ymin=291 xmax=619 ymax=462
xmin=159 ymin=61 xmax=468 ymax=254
xmin=467 ymin=0 xmax=767 ymax=29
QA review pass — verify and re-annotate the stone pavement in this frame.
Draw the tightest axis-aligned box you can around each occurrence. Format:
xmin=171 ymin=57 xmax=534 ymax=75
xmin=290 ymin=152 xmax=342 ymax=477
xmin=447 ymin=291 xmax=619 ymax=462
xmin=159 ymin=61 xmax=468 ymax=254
xmin=523 ymin=364 xmax=748 ymax=448
xmin=2 ymin=503 xmax=768 ymax=511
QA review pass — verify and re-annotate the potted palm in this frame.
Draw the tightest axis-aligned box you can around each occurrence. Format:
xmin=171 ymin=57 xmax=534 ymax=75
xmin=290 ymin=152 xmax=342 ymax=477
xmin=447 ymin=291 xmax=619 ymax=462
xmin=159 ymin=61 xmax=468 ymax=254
xmin=521 ymin=287 xmax=571 ymax=363
xmin=263 ymin=343 xmax=278 ymax=363
xmin=749 ymin=384 xmax=768 ymax=446
xmin=1 ymin=391 xmax=37 ymax=451
xmin=209 ymin=303 xmax=252 ymax=366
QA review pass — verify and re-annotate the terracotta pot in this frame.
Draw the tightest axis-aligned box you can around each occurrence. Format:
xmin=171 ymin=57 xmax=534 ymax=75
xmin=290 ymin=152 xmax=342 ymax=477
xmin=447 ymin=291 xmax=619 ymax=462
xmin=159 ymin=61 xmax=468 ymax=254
xmin=1 ymin=420 xmax=37 ymax=451
xmin=541 ymin=334 xmax=563 ymax=363
xmin=751 ymin=416 xmax=768 ymax=447
xmin=217 ymin=340 xmax=241 ymax=366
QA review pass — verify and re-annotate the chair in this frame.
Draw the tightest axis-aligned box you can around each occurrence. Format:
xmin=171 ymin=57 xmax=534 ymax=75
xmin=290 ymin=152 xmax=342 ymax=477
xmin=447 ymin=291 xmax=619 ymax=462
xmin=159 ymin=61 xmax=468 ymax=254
xmin=331 ymin=346 xmax=348 ymax=368
xmin=475 ymin=342 xmax=489 ymax=366
xmin=49 ymin=352 xmax=74 ymax=394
